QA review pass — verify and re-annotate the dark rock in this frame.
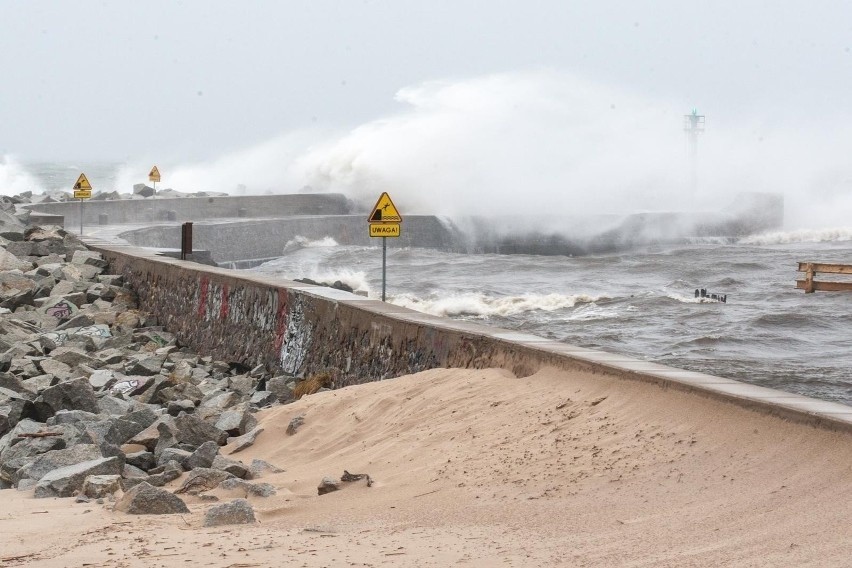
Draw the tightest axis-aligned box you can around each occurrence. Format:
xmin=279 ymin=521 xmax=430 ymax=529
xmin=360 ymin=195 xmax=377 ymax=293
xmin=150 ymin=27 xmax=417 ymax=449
xmin=203 ymin=499 xmax=256 ymax=527
xmin=317 ymin=476 xmax=340 ymax=495
xmin=248 ymin=390 xmax=276 ymax=408
xmin=229 ymin=426 xmax=264 ymax=454
xmin=219 ymin=477 xmax=277 ymax=497
xmin=267 ymin=375 xmax=294 ymax=403
xmin=81 ymin=474 xmax=121 ymax=498
xmin=212 ymin=454 xmax=249 ymax=479
xmin=12 ymin=444 xmax=103 ymax=485
xmin=182 ymin=440 xmax=218 ymax=470
xmin=145 ymin=460 xmax=183 ymax=487
xmin=35 ymin=377 xmax=99 ymax=419
xmin=174 ymin=467 xmax=233 ymax=494
xmin=167 ymin=399 xmax=195 ymax=416
xmin=115 ymin=481 xmax=189 ymax=514
xmin=157 ymin=447 xmax=191 ymax=467
xmin=248 ymin=458 xmax=284 ymax=478
xmin=215 ymin=409 xmax=257 ymax=437
xmin=286 ymin=415 xmax=304 ymax=436
xmin=33 ymin=456 xmax=124 ymax=498
xmin=174 ymin=413 xmax=228 ymax=447
xmin=125 ymin=451 xmax=157 ymax=472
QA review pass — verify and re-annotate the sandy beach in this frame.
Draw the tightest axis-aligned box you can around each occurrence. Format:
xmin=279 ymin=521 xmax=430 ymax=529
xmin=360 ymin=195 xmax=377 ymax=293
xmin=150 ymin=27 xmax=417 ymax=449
xmin=1 ymin=366 xmax=850 ymax=567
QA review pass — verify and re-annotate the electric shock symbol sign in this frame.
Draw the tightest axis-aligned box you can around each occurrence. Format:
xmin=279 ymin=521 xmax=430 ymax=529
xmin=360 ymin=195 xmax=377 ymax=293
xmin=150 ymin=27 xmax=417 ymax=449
xmin=368 ymin=192 xmax=402 ymax=223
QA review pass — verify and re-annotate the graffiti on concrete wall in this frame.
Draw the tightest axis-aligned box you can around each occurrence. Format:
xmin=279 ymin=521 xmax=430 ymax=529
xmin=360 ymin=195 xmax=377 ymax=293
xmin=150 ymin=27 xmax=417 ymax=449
xmin=279 ymin=294 xmax=312 ymax=375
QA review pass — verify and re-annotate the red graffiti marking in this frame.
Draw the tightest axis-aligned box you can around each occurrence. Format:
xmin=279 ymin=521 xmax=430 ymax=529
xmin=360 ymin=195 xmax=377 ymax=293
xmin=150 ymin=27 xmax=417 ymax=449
xmin=220 ymin=284 xmax=229 ymax=320
xmin=273 ymin=289 xmax=288 ymax=354
xmin=198 ymin=277 xmax=209 ymax=317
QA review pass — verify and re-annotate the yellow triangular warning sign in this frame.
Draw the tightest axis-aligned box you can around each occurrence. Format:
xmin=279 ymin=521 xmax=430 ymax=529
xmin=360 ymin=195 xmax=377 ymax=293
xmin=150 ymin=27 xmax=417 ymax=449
xmin=72 ymin=173 xmax=92 ymax=191
xmin=148 ymin=166 xmax=161 ymax=182
xmin=368 ymin=192 xmax=402 ymax=223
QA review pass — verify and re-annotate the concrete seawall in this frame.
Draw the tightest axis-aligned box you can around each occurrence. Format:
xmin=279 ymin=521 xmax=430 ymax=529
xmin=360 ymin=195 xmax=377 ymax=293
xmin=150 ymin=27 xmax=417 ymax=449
xmin=85 ymin=238 xmax=852 ymax=434
xmin=23 ymin=193 xmax=350 ymax=228
xmin=118 ymin=215 xmax=461 ymax=264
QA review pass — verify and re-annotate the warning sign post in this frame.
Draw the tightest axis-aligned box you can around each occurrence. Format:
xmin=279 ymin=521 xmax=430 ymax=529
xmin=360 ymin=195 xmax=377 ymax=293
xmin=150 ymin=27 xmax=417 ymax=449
xmin=367 ymin=192 xmax=403 ymax=301
xmin=73 ymin=173 xmax=92 ymax=235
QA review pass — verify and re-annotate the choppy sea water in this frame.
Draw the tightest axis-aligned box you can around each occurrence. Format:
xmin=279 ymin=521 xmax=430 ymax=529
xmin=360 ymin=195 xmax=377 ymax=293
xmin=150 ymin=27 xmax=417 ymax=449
xmin=5 ymin=160 xmax=851 ymax=406
xmin=251 ymin=235 xmax=852 ymax=406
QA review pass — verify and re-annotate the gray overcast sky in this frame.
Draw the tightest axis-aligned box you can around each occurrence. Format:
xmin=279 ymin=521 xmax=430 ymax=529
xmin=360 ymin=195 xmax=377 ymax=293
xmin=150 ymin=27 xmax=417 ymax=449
xmin=2 ymin=0 xmax=851 ymax=161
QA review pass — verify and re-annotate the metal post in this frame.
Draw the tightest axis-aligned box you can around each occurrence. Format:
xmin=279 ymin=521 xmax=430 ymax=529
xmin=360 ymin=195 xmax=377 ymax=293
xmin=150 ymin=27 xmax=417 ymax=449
xmin=79 ymin=198 xmax=83 ymax=235
xmin=382 ymin=236 xmax=387 ymax=301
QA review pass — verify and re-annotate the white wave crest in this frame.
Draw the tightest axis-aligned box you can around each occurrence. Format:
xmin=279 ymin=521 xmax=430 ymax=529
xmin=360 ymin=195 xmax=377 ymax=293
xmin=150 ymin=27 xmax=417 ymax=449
xmin=0 ymin=156 xmax=43 ymax=196
xmin=282 ymin=235 xmax=340 ymax=253
xmin=740 ymin=228 xmax=852 ymax=245
xmin=666 ymin=293 xmax=726 ymax=304
xmin=390 ymin=292 xmax=599 ymax=318
xmin=302 ymin=267 xmax=371 ymax=295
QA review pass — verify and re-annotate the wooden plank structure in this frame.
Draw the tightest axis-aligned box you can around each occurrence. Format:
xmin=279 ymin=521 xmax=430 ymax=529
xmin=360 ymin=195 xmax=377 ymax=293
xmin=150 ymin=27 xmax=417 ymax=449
xmin=797 ymin=262 xmax=852 ymax=293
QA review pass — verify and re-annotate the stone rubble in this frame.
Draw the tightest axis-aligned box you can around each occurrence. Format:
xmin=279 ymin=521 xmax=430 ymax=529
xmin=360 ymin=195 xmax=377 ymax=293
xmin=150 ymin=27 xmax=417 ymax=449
xmin=0 ymin=214 xmax=303 ymax=517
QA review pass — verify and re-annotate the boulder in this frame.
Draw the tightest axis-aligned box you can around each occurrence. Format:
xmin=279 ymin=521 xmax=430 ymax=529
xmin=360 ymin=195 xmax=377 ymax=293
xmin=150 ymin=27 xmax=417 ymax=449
xmin=182 ymin=440 xmax=218 ymax=470
xmin=215 ymin=409 xmax=257 ymax=436
xmin=174 ymin=413 xmax=228 ymax=447
xmin=145 ymin=460 xmax=183 ymax=487
xmin=174 ymin=467 xmax=233 ymax=494
xmin=212 ymin=455 xmax=249 ymax=479
xmin=81 ymin=474 xmax=121 ymax=498
xmin=33 ymin=456 xmax=124 ymax=498
xmin=114 ymin=482 xmax=189 ymax=514
xmin=203 ymin=499 xmax=256 ymax=527
xmin=248 ymin=458 xmax=284 ymax=478
xmin=229 ymin=427 xmax=264 ymax=454
xmin=125 ymin=450 xmax=156 ymax=471
xmin=317 ymin=476 xmax=340 ymax=496
xmin=34 ymin=377 xmax=99 ymax=420
xmin=218 ymin=477 xmax=277 ymax=497
xmin=12 ymin=444 xmax=103 ymax=485
xmin=266 ymin=375 xmax=294 ymax=403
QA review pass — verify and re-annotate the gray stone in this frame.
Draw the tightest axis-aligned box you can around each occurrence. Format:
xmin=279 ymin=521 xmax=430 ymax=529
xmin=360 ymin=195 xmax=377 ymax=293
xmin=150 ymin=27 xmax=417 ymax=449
xmin=125 ymin=451 xmax=157 ymax=472
xmin=203 ymin=499 xmax=256 ymax=527
xmin=174 ymin=467 xmax=233 ymax=494
xmin=128 ymin=415 xmax=175 ymax=451
xmin=115 ymin=481 xmax=189 ymax=514
xmin=229 ymin=426 xmax=264 ymax=454
xmin=317 ymin=476 xmax=340 ymax=495
xmin=212 ymin=454 xmax=249 ymax=479
xmin=248 ymin=458 xmax=284 ymax=478
xmin=227 ymin=375 xmax=256 ymax=396
xmin=36 ymin=377 xmax=99 ymax=419
xmin=145 ymin=460 xmax=183 ymax=487
xmin=70 ymin=250 xmax=108 ymax=269
xmin=157 ymin=447 xmax=191 ymax=467
xmin=97 ymin=395 xmax=131 ymax=416
xmin=38 ymin=358 xmax=73 ymax=381
xmin=124 ymin=355 xmax=164 ymax=376
xmin=167 ymin=399 xmax=196 ymax=416
xmin=249 ymin=390 xmax=277 ymax=408
xmin=286 ymin=415 xmax=305 ymax=436
xmin=81 ymin=474 xmax=121 ymax=498
xmin=87 ymin=369 xmax=116 ymax=390
xmin=153 ymin=421 xmax=179 ymax=460
xmin=267 ymin=375 xmax=294 ymax=403
xmin=122 ymin=463 xmax=148 ymax=478
xmin=12 ymin=444 xmax=103 ymax=485
xmin=33 ymin=456 xmax=123 ymax=498
xmin=182 ymin=440 xmax=218 ymax=470
xmin=174 ymin=413 xmax=228 ymax=447
xmin=215 ymin=409 xmax=257 ymax=436
xmin=219 ymin=477 xmax=277 ymax=497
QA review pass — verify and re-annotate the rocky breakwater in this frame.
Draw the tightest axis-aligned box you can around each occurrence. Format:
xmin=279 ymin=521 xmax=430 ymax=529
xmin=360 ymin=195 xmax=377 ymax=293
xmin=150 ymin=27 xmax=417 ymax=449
xmin=0 ymin=223 xmax=298 ymax=521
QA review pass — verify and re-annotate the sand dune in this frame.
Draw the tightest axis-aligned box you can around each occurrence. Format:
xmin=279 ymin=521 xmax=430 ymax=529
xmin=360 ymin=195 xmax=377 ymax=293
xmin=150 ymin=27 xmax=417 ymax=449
xmin=1 ymin=366 xmax=850 ymax=567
